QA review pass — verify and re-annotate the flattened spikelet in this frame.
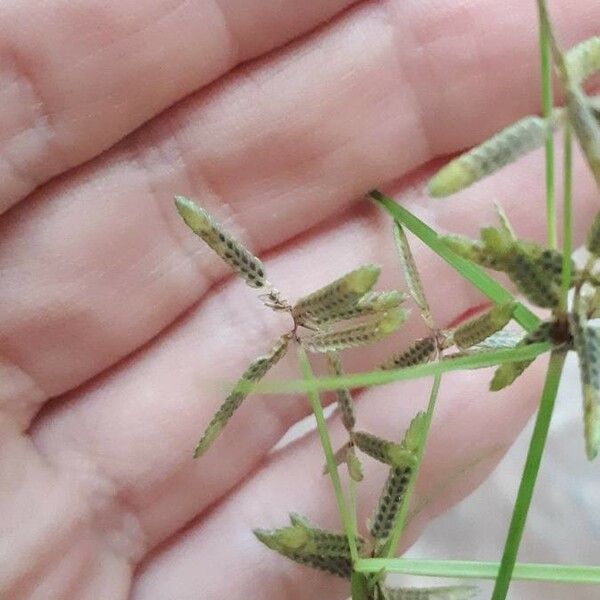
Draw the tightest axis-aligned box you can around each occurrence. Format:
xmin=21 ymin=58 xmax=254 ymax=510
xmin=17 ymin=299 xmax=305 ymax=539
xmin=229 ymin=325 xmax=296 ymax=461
xmin=193 ymin=335 xmax=290 ymax=457
xmin=566 ymin=36 xmax=600 ymax=84
xmin=505 ymin=247 xmax=563 ymax=308
xmin=381 ymin=337 xmax=437 ymax=370
xmin=327 ymin=352 xmax=355 ymax=431
xmin=428 ymin=115 xmax=559 ymax=197
xmin=441 ymin=235 xmax=508 ymax=271
xmin=292 ymin=265 xmax=381 ymax=326
xmin=585 ymin=210 xmax=600 ymax=256
xmin=351 ymin=431 xmax=417 ymax=468
xmin=454 ymin=302 xmax=516 ymax=350
xmin=175 ymin=196 xmax=266 ymax=288
xmin=253 ymin=518 xmax=365 ymax=579
xmin=402 ymin=412 xmax=427 ymax=453
xmin=370 ymin=465 xmax=412 ymax=541
xmin=490 ymin=321 xmax=553 ymax=391
xmin=303 ymin=308 xmax=407 ymax=353
xmin=570 ymin=315 xmax=600 ymax=460
xmin=383 ymin=585 xmax=479 ymax=600
xmin=345 ymin=445 xmax=364 ymax=482
xmin=393 ymin=223 xmax=433 ymax=326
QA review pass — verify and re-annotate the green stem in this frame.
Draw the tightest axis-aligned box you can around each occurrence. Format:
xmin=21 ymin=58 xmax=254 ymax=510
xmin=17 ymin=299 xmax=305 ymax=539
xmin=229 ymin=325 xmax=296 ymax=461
xmin=383 ymin=373 xmax=442 ymax=557
xmin=491 ymin=350 xmax=566 ymax=600
xmin=297 ymin=347 xmax=359 ymax=564
xmin=537 ymin=5 xmax=557 ymax=249
xmin=354 ymin=558 xmax=600 ymax=584
xmin=254 ymin=342 xmax=550 ymax=395
xmin=560 ymin=122 xmax=573 ymax=309
xmin=370 ymin=191 xmax=540 ymax=332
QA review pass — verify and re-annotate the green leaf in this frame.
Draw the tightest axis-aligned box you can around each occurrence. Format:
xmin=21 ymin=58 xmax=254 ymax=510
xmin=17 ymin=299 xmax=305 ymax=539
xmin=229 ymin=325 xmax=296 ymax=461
xmin=370 ymin=192 xmax=540 ymax=332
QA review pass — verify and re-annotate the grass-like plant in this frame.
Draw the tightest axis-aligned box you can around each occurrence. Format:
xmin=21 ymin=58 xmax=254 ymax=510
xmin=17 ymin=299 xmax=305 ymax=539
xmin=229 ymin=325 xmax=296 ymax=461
xmin=173 ymin=2 xmax=600 ymax=598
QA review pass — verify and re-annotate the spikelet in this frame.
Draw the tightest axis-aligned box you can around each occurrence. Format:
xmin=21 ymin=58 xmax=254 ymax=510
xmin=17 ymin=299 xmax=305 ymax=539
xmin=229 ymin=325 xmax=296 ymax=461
xmin=193 ymin=334 xmax=290 ymax=457
xmin=253 ymin=516 xmax=365 ymax=579
xmin=585 ymin=210 xmax=600 ymax=256
xmin=505 ymin=246 xmax=563 ymax=309
xmin=427 ymin=114 xmax=560 ymax=197
xmin=312 ymin=290 xmax=406 ymax=325
xmin=292 ymin=265 xmax=381 ymax=326
xmin=345 ymin=445 xmax=364 ymax=482
xmin=402 ymin=412 xmax=427 ymax=453
xmin=326 ymin=443 xmax=364 ymax=481
xmin=303 ymin=308 xmax=407 ymax=353
xmin=570 ymin=314 xmax=600 ymax=460
xmin=541 ymin=11 xmax=600 ymax=188
xmin=382 ymin=585 xmax=479 ymax=600
xmin=393 ymin=223 xmax=434 ymax=326
xmin=327 ymin=352 xmax=355 ymax=431
xmin=441 ymin=234 xmax=509 ymax=271
xmin=454 ymin=302 xmax=516 ymax=350
xmin=566 ymin=36 xmax=600 ymax=84
xmin=490 ymin=321 xmax=553 ymax=391
xmin=175 ymin=196 xmax=266 ymax=288
xmin=352 ymin=431 xmax=418 ymax=468
xmin=369 ymin=464 xmax=412 ymax=541
xmin=381 ymin=336 xmax=437 ymax=370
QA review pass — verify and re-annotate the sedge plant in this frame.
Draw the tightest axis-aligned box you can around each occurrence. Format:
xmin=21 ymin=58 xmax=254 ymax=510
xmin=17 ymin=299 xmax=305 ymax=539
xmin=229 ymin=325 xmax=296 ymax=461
xmin=173 ymin=2 xmax=600 ymax=598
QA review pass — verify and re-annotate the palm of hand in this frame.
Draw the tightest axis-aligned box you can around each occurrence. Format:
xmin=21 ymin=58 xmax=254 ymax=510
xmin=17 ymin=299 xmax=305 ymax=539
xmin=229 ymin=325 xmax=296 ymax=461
xmin=2 ymin=1 xmax=599 ymax=598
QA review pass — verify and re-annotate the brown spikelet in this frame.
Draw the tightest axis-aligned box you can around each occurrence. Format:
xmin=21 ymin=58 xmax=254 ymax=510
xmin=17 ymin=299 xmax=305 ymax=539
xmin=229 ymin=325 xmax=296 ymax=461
xmin=351 ymin=431 xmax=417 ymax=468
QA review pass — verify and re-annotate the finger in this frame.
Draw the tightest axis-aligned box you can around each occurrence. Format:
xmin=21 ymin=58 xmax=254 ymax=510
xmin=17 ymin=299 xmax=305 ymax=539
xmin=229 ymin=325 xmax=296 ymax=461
xmin=0 ymin=0 xmax=358 ymax=212
xmin=130 ymin=356 xmax=548 ymax=600
xmin=3 ymin=0 xmax=598 ymax=421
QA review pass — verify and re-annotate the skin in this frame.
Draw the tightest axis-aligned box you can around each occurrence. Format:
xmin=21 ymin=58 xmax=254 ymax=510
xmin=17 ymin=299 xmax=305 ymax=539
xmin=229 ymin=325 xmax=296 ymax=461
xmin=1 ymin=0 xmax=599 ymax=598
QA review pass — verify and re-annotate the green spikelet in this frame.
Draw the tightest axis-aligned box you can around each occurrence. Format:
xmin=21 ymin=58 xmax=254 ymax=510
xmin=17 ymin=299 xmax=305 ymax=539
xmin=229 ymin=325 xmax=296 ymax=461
xmin=490 ymin=321 xmax=553 ymax=391
xmin=346 ymin=445 xmax=364 ymax=482
xmin=193 ymin=335 xmax=290 ymax=457
xmin=303 ymin=308 xmax=407 ymax=353
xmin=292 ymin=265 xmax=381 ymax=326
xmin=494 ymin=202 xmax=517 ymax=240
xmin=585 ymin=210 xmax=600 ymax=256
xmin=566 ymin=36 xmax=600 ymax=84
xmin=541 ymin=10 xmax=600 ymax=188
xmin=381 ymin=337 xmax=437 ymax=369
xmin=253 ymin=517 xmax=364 ymax=579
xmin=402 ymin=412 xmax=427 ymax=453
xmin=326 ymin=352 xmax=356 ymax=431
xmin=326 ymin=443 xmax=364 ymax=481
xmin=454 ymin=302 xmax=516 ymax=350
xmin=352 ymin=431 xmax=418 ymax=468
xmin=382 ymin=585 xmax=479 ymax=600
xmin=381 ymin=336 xmax=437 ymax=370
xmin=505 ymin=246 xmax=563 ymax=309
xmin=570 ymin=314 xmax=600 ymax=460
xmin=175 ymin=196 xmax=266 ymax=288
xmin=369 ymin=464 xmax=413 ymax=541
xmin=313 ymin=290 xmax=406 ymax=325
xmin=427 ymin=114 xmax=559 ymax=197
xmin=441 ymin=234 xmax=508 ymax=271
xmin=393 ymin=223 xmax=434 ymax=326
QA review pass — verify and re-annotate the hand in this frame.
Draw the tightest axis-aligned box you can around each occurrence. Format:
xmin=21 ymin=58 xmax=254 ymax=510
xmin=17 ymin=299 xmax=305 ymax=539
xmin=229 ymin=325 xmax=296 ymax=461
xmin=2 ymin=1 xmax=598 ymax=598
